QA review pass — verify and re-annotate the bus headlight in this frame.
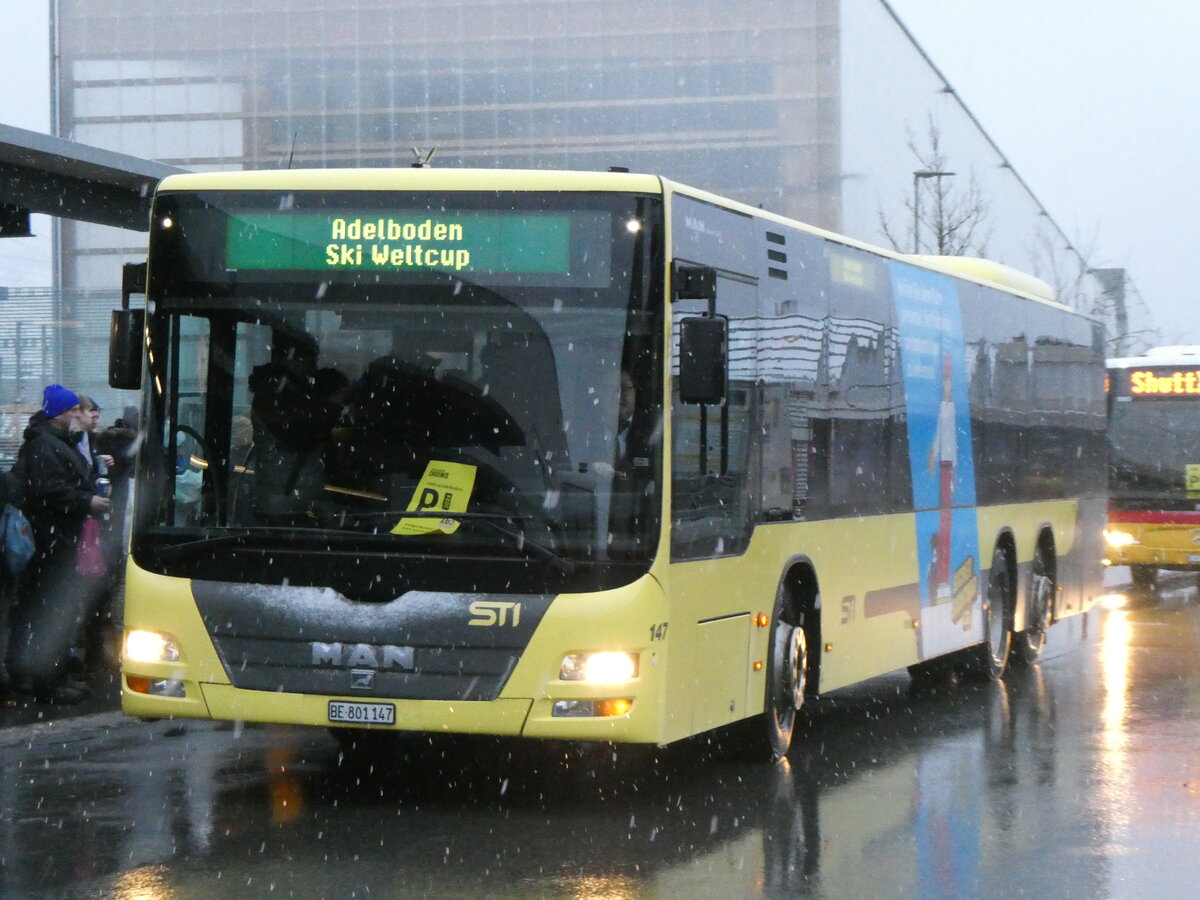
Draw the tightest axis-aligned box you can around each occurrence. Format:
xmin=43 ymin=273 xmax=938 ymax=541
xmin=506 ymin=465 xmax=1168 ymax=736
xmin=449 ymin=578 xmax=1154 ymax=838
xmin=1098 ymin=593 xmax=1129 ymax=611
xmin=560 ymin=651 xmax=638 ymax=683
xmin=1104 ymin=529 xmax=1139 ymax=548
xmin=124 ymin=630 xmax=181 ymax=663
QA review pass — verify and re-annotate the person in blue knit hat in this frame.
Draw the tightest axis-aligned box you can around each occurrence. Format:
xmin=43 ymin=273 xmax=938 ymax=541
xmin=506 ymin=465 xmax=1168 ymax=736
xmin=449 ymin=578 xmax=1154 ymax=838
xmin=41 ymin=384 xmax=80 ymax=420
xmin=3 ymin=384 xmax=111 ymax=706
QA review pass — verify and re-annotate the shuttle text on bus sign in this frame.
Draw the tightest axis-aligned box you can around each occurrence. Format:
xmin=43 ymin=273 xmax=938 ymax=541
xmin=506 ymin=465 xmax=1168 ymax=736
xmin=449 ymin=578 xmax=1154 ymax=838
xmin=1128 ymin=369 xmax=1200 ymax=395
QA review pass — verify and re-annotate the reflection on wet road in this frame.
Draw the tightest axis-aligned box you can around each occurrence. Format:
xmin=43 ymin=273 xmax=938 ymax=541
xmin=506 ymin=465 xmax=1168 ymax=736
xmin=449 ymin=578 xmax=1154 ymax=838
xmin=3 ymin=595 xmax=1200 ymax=898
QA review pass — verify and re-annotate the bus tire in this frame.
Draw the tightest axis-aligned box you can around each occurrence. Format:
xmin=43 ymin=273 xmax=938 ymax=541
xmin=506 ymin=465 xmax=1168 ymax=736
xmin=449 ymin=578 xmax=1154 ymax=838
xmin=1130 ymin=564 xmax=1158 ymax=602
xmin=963 ymin=544 xmax=1013 ymax=681
xmin=1012 ymin=543 xmax=1054 ymax=665
xmin=738 ymin=589 xmax=808 ymax=762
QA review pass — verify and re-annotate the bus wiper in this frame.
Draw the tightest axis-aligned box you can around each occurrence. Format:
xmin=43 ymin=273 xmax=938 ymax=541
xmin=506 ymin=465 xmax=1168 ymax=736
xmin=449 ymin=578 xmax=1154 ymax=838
xmin=333 ymin=510 xmax=515 ymax=524
xmin=333 ymin=511 xmax=575 ymax=574
xmin=474 ymin=517 xmax=576 ymax=576
xmin=152 ymin=529 xmax=256 ymax=560
xmin=152 ymin=526 xmax=346 ymax=560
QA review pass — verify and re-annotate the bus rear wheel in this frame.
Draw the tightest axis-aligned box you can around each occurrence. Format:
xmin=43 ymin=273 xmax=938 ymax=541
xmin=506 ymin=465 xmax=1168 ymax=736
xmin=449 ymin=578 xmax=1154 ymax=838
xmin=1012 ymin=546 xmax=1054 ymax=664
xmin=963 ymin=545 xmax=1012 ymax=681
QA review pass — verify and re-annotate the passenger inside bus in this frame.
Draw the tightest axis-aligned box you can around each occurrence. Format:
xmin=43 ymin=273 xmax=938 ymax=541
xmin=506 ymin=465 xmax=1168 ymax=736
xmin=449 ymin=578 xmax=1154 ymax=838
xmin=317 ymin=337 xmax=528 ymax=521
xmin=592 ymin=367 xmax=655 ymax=557
xmin=614 ymin=369 xmax=635 ymax=471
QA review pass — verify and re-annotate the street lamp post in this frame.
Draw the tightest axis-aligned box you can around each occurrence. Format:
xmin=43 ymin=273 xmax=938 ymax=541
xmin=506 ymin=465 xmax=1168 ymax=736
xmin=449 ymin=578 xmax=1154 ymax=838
xmin=912 ymin=169 xmax=955 ymax=253
xmin=1091 ymin=267 xmax=1128 ymax=356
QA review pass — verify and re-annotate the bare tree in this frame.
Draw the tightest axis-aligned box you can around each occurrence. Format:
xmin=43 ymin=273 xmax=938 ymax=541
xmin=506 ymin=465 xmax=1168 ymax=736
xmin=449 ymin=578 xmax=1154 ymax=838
xmin=1027 ymin=224 xmax=1096 ymax=311
xmin=879 ymin=118 xmax=992 ymax=257
xmin=1026 ymin=229 xmax=1158 ymax=352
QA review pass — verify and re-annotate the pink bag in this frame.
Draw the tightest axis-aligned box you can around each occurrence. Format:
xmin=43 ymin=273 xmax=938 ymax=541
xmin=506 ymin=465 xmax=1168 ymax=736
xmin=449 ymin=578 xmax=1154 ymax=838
xmin=75 ymin=517 xmax=107 ymax=577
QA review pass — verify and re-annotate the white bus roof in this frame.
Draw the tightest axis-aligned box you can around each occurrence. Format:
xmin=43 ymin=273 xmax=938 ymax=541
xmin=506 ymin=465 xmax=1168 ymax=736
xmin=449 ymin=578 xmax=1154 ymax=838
xmin=156 ymin=167 xmax=663 ymax=195
xmin=1108 ymin=346 xmax=1200 ymax=368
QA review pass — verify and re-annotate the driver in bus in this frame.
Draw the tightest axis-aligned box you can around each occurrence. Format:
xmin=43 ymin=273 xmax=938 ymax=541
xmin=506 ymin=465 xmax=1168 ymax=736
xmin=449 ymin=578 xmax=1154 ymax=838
xmin=248 ymin=332 xmax=341 ymax=523
xmin=597 ymin=368 xmax=642 ymax=480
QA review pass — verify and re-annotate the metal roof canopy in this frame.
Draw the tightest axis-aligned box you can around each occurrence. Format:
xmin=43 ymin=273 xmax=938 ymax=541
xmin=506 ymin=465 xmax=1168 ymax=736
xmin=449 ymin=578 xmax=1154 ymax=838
xmin=0 ymin=122 xmax=181 ymax=231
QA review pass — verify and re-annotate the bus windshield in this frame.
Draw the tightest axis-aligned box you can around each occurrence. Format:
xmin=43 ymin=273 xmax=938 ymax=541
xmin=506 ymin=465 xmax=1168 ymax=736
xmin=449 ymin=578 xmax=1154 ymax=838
xmin=1109 ymin=397 xmax=1200 ymax=509
xmin=133 ymin=189 xmax=664 ymax=593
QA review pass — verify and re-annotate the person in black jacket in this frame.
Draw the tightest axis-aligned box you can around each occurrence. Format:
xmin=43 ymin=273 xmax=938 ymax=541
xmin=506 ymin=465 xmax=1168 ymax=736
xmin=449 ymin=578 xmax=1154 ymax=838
xmin=6 ymin=384 xmax=111 ymax=704
xmin=0 ymin=470 xmax=24 ymax=705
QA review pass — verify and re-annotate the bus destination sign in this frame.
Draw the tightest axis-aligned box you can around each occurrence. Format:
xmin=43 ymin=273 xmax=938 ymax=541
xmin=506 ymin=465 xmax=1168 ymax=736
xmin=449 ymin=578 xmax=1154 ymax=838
xmin=226 ymin=212 xmax=573 ymax=274
xmin=1117 ymin=367 xmax=1200 ymax=398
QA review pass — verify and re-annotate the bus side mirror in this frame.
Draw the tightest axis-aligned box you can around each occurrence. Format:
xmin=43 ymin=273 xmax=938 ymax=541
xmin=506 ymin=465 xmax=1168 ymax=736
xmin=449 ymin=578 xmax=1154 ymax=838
xmin=678 ymin=316 xmax=727 ymax=404
xmin=109 ymin=261 xmax=146 ymax=390
xmin=109 ymin=309 xmax=144 ymax=390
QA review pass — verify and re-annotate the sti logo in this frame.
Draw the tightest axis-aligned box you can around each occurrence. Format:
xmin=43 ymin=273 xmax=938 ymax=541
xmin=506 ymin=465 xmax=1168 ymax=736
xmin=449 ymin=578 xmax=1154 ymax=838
xmin=468 ymin=600 xmax=522 ymax=627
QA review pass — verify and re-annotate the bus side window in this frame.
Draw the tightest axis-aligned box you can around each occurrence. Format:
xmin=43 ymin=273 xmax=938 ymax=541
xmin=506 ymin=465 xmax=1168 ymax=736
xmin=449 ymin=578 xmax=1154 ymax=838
xmin=670 ymin=278 xmax=757 ymax=561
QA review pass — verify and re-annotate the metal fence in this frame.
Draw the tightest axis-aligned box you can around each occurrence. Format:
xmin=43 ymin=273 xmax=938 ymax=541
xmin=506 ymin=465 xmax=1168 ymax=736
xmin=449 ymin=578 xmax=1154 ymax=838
xmin=0 ymin=286 xmax=134 ymax=467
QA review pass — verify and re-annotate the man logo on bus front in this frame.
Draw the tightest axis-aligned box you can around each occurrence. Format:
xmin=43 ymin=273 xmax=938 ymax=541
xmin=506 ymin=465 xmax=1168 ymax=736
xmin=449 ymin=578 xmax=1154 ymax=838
xmin=311 ymin=641 xmax=415 ymax=670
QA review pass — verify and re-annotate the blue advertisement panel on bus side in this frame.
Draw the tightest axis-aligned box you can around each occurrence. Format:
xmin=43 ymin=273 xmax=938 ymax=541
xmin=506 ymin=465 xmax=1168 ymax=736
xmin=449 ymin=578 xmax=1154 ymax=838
xmin=891 ymin=263 xmax=982 ymax=659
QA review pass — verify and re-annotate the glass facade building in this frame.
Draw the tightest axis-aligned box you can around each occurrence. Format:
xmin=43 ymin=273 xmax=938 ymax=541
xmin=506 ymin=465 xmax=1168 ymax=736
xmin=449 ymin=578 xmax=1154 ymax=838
xmin=57 ymin=0 xmax=840 ymax=292
xmin=45 ymin=0 xmax=1125 ymax=411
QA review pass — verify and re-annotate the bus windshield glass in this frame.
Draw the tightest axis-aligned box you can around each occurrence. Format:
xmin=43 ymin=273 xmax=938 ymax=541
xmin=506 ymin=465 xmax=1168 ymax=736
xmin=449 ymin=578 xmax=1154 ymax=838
xmin=134 ymin=189 xmax=664 ymax=591
xmin=1108 ymin=366 xmax=1200 ymax=509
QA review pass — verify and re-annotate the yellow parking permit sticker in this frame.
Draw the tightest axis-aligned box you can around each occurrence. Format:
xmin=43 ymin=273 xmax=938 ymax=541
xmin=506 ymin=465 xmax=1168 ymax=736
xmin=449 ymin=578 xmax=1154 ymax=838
xmin=392 ymin=460 xmax=478 ymax=535
xmin=1187 ymin=463 xmax=1200 ymax=497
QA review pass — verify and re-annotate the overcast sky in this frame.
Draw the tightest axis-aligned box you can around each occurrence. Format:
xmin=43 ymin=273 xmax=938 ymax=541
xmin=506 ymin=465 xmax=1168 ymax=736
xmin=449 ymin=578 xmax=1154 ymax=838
xmin=0 ymin=1 xmax=51 ymax=285
xmin=886 ymin=0 xmax=1199 ymax=344
xmin=1 ymin=1 xmax=1193 ymax=345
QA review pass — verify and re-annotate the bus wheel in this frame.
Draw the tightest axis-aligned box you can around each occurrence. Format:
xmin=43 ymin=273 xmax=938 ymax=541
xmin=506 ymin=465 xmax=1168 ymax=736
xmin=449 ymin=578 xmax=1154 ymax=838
xmin=768 ymin=615 xmax=807 ymax=761
xmin=1130 ymin=564 xmax=1158 ymax=602
xmin=739 ymin=596 xmax=807 ymax=762
xmin=964 ymin=545 xmax=1012 ymax=681
xmin=1013 ymin=546 xmax=1054 ymax=665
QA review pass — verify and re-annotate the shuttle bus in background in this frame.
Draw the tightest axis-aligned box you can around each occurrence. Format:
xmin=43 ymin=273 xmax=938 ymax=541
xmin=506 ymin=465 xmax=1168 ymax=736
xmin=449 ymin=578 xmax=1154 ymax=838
xmin=110 ymin=168 xmax=1107 ymax=761
xmin=1105 ymin=345 xmax=1200 ymax=597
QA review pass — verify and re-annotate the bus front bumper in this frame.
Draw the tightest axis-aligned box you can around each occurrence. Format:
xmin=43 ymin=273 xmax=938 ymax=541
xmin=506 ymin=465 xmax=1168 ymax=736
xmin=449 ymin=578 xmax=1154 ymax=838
xmin=121 ymin=680 xmax=661 ymax=743
xmin=1105 ymin=522 xmax=1200 ymax=569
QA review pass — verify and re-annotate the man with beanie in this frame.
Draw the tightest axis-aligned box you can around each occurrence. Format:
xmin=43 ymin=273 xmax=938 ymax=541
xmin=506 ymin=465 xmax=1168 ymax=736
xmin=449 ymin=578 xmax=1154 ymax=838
xmin=5 ymin=384 xmax=111 ymax=704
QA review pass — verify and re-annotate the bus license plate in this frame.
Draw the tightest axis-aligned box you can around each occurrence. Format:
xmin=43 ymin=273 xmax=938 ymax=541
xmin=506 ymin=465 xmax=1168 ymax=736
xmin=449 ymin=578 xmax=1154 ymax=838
xmin=328 ymin=700 xmax=396 ymax=725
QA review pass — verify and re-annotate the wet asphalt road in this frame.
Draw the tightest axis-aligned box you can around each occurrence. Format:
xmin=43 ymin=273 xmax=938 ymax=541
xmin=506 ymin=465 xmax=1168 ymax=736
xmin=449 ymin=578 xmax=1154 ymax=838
xmin=2 ymin=580 xmax=1199 ymax=898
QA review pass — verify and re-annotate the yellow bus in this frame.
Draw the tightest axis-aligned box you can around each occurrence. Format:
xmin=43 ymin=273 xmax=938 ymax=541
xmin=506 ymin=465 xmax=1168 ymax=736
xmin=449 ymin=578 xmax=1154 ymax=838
xmin=111 ymin=168 xmax=1107 ymax=760
xmin=1105 ymin=346 xmax=1200 ymax=596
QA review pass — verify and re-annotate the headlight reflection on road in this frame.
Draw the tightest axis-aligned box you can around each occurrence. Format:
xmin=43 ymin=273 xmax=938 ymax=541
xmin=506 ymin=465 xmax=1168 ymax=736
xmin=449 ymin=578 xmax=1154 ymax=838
xmin=1100 ymin=611 xmax=1131 ymax=736
xmin=1098 ymin=610 xmax=1133 ymax=821
xmin=566 ymin=875 xmax=640 ymax=899
xmin=111 ymin=865 xmax=172 ymax=900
